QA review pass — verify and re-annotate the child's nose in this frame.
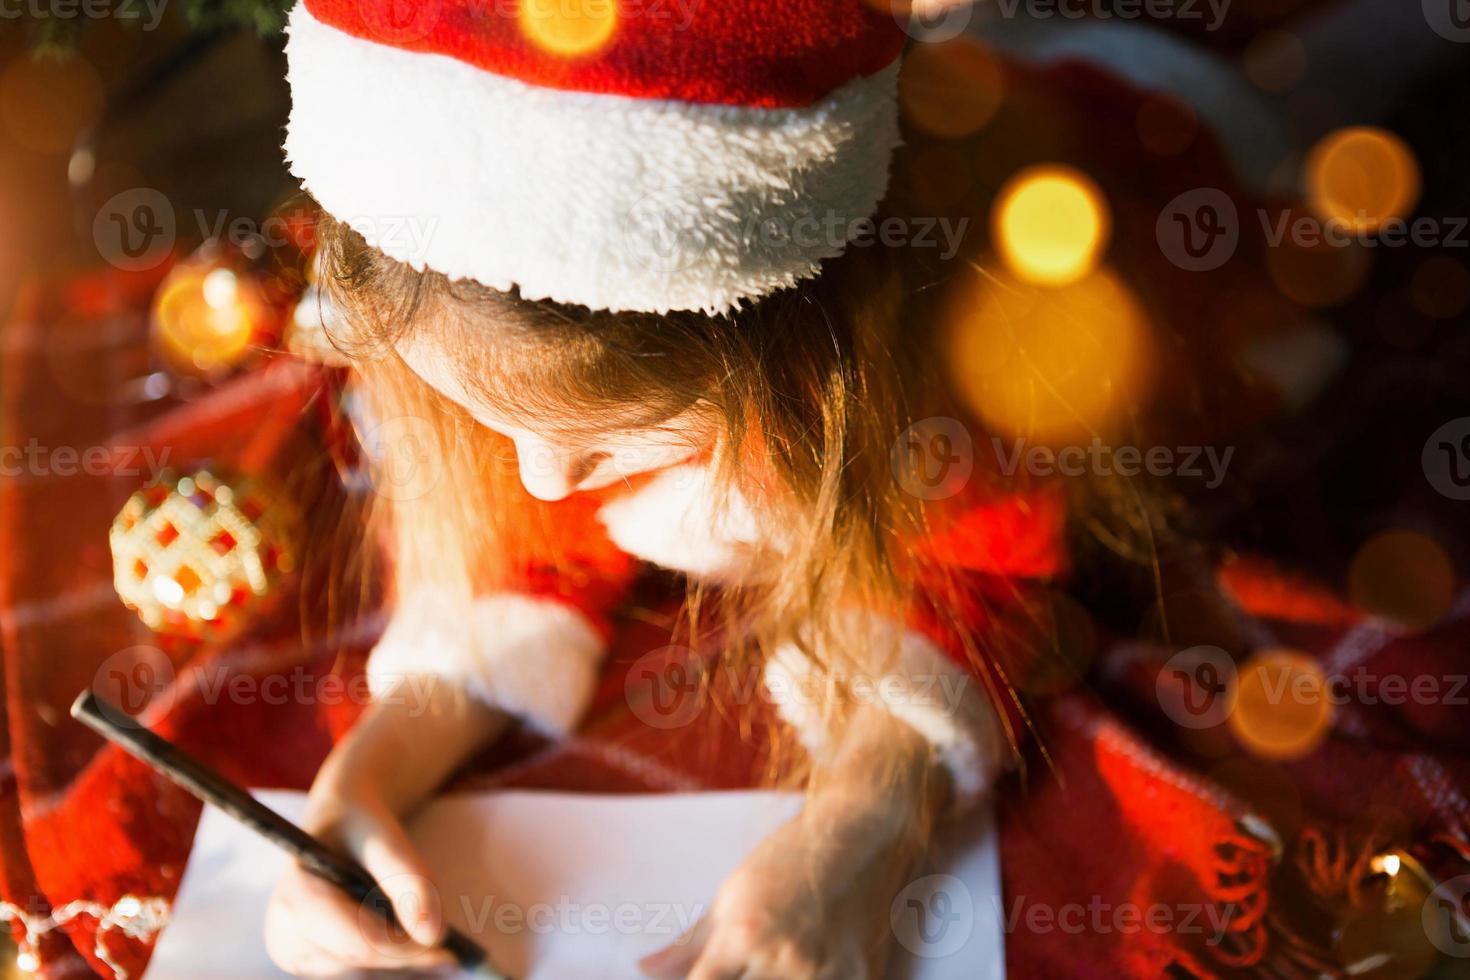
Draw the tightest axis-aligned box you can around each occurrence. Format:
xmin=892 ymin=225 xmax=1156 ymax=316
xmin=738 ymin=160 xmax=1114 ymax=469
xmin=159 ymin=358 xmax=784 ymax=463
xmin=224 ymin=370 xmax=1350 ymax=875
xmin=514 ymin=439 xmax=607 ymax=502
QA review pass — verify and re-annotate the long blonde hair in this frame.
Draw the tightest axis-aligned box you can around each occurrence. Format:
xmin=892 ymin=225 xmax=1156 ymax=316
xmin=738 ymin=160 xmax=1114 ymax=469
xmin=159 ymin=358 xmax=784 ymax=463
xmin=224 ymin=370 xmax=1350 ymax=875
xmin=316 ymin=206 xmax=1036 ymax=775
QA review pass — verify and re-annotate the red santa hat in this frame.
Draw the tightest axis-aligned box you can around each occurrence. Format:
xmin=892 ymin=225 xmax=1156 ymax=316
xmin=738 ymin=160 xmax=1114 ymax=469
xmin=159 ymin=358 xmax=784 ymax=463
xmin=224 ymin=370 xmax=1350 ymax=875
xmin=284 ymin=0 xmax=907 ymax=316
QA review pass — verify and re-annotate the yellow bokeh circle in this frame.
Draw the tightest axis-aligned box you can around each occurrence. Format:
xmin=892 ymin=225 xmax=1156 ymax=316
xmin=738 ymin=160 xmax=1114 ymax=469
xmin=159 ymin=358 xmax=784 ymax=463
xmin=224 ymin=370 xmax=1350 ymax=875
xmin=152 ymin=264 xmax=269 ymax=377
xmin=992 ymin=165 xmax=1111 ymax=286
xmin=943 ymin=264 xmax=1151 ymax=444
xmin=520 ymin=0 xmax=618 ymax=57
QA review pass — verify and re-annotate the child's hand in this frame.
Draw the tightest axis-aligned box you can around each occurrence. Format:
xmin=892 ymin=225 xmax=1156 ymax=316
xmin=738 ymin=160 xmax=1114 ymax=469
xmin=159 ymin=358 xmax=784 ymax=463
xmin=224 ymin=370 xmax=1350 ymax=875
xmin=638 ymin=802 xmax=914 ymax=978
xmin=263 ymin=682 xmax=508 ymax=976
xmin=637 ymin=808 xmax=902 ymax=980
xmin=264 ymin=791 xmax=457 ymax=976
xmin=640 ymin=706 xmax=946 ymax=980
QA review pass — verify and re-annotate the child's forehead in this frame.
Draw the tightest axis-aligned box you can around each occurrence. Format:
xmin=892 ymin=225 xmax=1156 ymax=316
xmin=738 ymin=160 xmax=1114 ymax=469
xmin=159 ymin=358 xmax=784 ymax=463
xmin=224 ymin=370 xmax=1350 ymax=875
xmin=396 ymin=331 xmax=708 ymax=442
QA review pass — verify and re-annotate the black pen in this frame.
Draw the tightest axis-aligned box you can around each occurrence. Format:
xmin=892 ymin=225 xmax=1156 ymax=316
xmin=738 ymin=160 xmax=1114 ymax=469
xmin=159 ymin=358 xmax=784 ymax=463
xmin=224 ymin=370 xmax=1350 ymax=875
xmin=71 ymin=689 xmax=511 ymax=979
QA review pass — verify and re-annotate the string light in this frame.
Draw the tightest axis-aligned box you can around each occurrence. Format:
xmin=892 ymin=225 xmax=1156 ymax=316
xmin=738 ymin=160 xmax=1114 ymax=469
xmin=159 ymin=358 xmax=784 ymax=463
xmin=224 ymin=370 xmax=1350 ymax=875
xmin=992 ymin=165 xmax=1111 ymax=287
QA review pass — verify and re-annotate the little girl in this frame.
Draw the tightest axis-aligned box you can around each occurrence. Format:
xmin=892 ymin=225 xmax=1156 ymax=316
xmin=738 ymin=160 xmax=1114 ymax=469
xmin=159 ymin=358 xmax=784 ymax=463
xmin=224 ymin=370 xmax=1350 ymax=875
xmin=266 ymin=0 xmax=1066 ymax=975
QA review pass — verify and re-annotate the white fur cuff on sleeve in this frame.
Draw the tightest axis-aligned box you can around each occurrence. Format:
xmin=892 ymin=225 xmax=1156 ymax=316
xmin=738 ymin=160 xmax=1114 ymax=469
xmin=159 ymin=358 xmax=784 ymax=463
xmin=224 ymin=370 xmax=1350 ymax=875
xmin=763 ymin=625 xmax=1007 ymax=810
xmin=367 ymin=592 xmax=605 ymax=738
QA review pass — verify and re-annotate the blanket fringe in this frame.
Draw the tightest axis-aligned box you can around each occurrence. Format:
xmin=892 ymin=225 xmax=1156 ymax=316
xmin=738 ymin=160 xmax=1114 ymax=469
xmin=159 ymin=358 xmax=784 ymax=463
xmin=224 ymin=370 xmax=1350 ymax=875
xmin=0 ymin=894 xmax=169 ymax=979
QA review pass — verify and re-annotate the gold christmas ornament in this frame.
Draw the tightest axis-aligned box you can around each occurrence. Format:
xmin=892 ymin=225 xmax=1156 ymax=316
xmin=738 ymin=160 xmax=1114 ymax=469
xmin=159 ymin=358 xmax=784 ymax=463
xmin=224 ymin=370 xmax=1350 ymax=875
xmin=110 ymin=469 xmax=298 ymax=641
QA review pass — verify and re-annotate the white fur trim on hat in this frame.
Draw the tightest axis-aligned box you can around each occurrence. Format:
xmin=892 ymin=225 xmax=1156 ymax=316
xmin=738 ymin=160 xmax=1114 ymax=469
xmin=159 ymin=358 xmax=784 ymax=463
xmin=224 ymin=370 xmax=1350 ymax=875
xmin=763 ymin=619 xmax=1007 ymax=810
xmin=368 ymin=591 xmax=605 ymax=737
xmin=284 ymin=4 xmax=901 ymax=316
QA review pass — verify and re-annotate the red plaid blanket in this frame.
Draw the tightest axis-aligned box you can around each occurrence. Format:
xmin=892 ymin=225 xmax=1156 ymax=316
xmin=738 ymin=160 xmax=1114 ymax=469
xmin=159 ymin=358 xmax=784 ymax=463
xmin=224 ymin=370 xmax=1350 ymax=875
xmin=4 ymin=60 xmax=1468 ymax=980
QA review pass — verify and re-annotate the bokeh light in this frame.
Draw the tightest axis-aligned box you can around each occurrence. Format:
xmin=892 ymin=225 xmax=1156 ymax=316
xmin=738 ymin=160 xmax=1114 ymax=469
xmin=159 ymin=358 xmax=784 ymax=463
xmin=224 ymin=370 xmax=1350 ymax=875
xmin=992 ymin=165 xmax=1111 ymax=287
xmin=1305 ymin=127 xmax=1421 ymax=234
xmin=152 ymin=260 xmax=271 ymax=377
xmin=520 ymin=0 xmax=619 ymax=57
xmin=943 ymin=264 xmax=1152 ymax=443
xmin=1347 ymin=529 xmax=1456 ymax=631
xmin=1229 ymin=649 xmax=1333 ymax=761
xmin=898 ymin=37 xmax=1004 ymax=140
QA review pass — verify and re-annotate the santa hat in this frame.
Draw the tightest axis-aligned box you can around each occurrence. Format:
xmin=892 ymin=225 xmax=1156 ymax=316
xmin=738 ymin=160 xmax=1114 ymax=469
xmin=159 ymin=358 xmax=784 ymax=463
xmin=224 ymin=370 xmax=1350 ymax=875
xmin=284 ymin=0 xmax=906 ymax=316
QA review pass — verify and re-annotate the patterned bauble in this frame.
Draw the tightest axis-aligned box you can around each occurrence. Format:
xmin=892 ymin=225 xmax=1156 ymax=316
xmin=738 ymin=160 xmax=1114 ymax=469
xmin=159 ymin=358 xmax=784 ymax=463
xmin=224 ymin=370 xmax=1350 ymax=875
xmin=109 ymin=469 xmax=298 ymax=641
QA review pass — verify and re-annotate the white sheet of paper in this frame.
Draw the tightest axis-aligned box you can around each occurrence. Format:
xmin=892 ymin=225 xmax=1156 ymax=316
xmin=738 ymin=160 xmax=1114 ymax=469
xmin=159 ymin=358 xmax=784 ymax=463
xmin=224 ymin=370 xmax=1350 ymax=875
xmin=146 ymin=790 xmax=1003 ymax=980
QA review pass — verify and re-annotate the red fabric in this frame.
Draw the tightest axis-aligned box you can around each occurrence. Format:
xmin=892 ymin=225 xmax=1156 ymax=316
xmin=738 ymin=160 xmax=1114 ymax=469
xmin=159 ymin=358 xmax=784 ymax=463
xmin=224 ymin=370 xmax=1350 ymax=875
xmin=302 ymin=0 xmax=905 ymax=108
xmin=4 ymin=55 xmax=1467 ymax=980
